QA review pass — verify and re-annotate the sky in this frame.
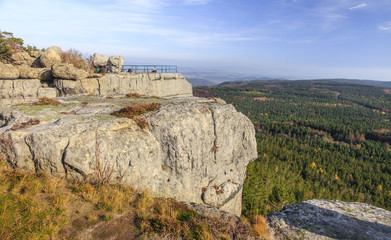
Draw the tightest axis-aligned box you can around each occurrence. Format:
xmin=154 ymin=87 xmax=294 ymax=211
xmin=0 ymin=0 xmax=390 ymax=80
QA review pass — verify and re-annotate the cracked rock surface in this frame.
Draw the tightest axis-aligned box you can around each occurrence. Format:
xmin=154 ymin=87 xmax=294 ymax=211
xmin=0 ymin=96 xmax=257 ymax=215
xmin=267 ymin=199 xmax=391 ymax=240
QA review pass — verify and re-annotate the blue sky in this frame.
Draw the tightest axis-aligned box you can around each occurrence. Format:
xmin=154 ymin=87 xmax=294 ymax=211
xmin=0 ymin=0 xmax=390 ymax=80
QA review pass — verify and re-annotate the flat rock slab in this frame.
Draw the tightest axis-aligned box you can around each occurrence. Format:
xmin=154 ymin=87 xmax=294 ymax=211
xmin=267 ymin=199 xmax=391 ymax=240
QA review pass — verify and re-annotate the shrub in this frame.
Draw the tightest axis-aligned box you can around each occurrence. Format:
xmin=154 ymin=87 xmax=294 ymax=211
xmin=61 ymin=49 xmax=90 ymax=72
xmin=36 ymin=97 xmax=61 ymax=106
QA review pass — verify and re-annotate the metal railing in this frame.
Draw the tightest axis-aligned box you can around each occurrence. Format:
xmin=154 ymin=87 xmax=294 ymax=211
xmin=122 ymin=65 xmax=177 ymax=73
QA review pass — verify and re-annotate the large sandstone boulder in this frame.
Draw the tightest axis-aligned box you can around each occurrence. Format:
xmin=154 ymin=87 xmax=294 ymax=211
xmin=108 ymin=56 xmax=124 ymax=73
xmin=0 ymin=63 xmax=19 ymax=79
xmin=267 ymin=199 xmax=391 ymax=240
xmin=46 ymin=46 xmax=63 ymax=55
xmin=92 ymin=53 xmax=108 ymax=67
xmin=52 ymin=63 xmax=89 ymax=80
xmin=18 ymin=65 xmax=53 ymax=80
xmin=11 ymin=52 xmax=35 ymax=66
xmin=40 ymin=49 xmax=61 ymax=68
xmin=0 ymin=97 xmax=257 ymax=215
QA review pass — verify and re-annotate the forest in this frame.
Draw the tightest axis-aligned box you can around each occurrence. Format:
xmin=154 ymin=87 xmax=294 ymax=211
xmin=194 ymin=79 xmax=391 ymax=217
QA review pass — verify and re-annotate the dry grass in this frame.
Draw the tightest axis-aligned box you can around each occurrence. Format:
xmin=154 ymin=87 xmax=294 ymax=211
xmin=36 ymin=97 xmax=61 ymax=106
xmin=112 ymin=103 xmax=162 ymax=119
xmin=251 ymin=215 xmax=273 ymax=239
xmin=0 ymin=133 xmax=261 ymax=240
xmin=135 ymin=117 xmax=148 ymax=129
xmin=112 ymin=103 xmax=162 ymax=129
xmin=126 ymin=92 xmax=141 ymax=98
xmin=10 ymin=119 xmax=40 ymax=131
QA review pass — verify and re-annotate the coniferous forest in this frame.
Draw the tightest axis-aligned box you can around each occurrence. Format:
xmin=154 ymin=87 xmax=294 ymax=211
xmin=194 ymin=79 xmax=391 ymax=217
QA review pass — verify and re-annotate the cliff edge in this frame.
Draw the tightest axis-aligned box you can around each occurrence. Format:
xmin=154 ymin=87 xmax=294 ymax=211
xmin=0 ymin=96 xmax=257 ymax=215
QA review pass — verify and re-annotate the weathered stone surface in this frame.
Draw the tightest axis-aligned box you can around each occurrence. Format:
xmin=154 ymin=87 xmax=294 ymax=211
xmin=0 ymin=79 xmax=57 ymax=103
xmin=0 ymin=73 xmax=192 ymax=103
xmin=52 ymin=63 xmax=89 ymax=80
xmin=0 ymin=97 xmax=257 ymax=215
xmin=92 ymin=53 xmax=108 ymax=67
xmin=40 ymin=49 xmax=61 ymax=68
xmin=98 ymin=73 xmax=193 ymax=97
xmin=267 ymin=199 xmax=391 ymax=240
xmin=46 ymin=46 xmax=63 ymax=55
xmin=54 ymin=78 xmax=100 ymax=96
xmin=29 ymin=50 xmax=41 ymax=58
xmin=108 ymin=56 xmax=124 ymax=73
xmin=0 ymin=63 xmax=19 ymax=79
xmin=10 ymin=52 xmax=35 ymax=66
xmin=18 ymin=65 xmax=52 ymax=80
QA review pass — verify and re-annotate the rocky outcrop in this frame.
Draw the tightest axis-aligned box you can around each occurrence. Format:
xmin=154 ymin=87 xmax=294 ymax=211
xmin=108 ymin=56 xmax=124 ymax=73
xmin=92 ymin=53 xmax=108 ymax=67
xmin=267 ymin=199 xmax=391 ymax=240
xmin=0 ymin=73 xmax=192 ymax=102
xmin=0 ymin=63 xmax=20 ymax=79
xmin=52 ymin=63 xmax=89 ymax=80
xmin=40 ymin=49 xmax=61 ymax=68
xmin=10 ymin=52 xmax=35 ymax=66
xmin=18 ymin=65 xmax=53 ymax=80
xmin=53 ymin=73 xmax=193 ymax=97
xmin=0 ymin=79 xmax=57 ymax=103
xmin=0 ymin=96 xmax=257 ymax=215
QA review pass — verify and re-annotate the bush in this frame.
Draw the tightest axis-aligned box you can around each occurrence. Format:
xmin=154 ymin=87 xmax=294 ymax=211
xmin=61 ymin=49 xmax=90 ymax=72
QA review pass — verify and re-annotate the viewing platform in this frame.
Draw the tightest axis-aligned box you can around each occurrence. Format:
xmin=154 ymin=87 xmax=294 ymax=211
xmin=122 ymin=65 xmax=177 ymax=73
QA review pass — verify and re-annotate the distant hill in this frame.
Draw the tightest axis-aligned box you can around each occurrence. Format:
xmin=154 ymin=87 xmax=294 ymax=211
xmin=217 ymin=78 xmax=391 ymax=89
xmin=186 ymin=78 xmax=219 ymax=86
xmin=182 ymin=71 xmax=275 ymax=86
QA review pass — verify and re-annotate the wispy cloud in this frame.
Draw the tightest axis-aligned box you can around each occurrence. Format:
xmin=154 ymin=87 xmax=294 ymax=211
xmin=349 ymin=3 xmax=367 ymax=10
xmin=182 ymin=0 xmax=213 ymax=5
xmin=378 ymin=22 xmax=391 ymax=31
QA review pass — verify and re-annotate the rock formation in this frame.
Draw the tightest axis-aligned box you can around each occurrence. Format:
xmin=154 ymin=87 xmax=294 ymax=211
xmin=267 ymin=199 xmax=391 ymax=240
xmin=0 ymin=63 xmax=20 ymax=79
xmin=40 ymin=49 xmax=62 ymax=68
xmin=0 ymin=96 xmax=257 ymax=215
xmin=52 ymin=63 xmax=89 ymax=80
xmin=108 ymin=56 xmax=124 ymax=73
xmin=0 ymin=72 xmax=193 ymax=103
xmin=92 ymin=53 xmax=108 ymax=67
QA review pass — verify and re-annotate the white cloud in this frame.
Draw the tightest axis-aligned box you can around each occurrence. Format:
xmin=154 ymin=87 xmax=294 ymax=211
xmin=182 ymin=0 xmax=213 ymax=5
xmin=378 ymin=22 xmax=391 ymax=31
xmin=349 ymin=3 xmax=367 ymax=10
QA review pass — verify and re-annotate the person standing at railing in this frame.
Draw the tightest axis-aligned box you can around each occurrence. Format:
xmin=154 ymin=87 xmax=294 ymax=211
xmin=127 ymin=67 xmax=132 ymax=73
xmin=151 ymin=67 xmax=157 ymax=73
